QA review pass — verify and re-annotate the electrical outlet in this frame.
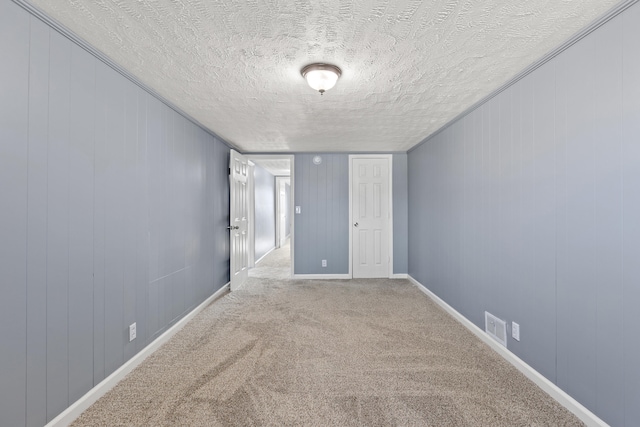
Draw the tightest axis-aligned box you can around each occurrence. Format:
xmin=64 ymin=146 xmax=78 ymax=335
xmin=512 ymin=321 xmax=520 ymax=341
xmin=321 ymin=259 xmax=327 ymax=267
xmin=129 ymin=323 xmax=137 ymax=342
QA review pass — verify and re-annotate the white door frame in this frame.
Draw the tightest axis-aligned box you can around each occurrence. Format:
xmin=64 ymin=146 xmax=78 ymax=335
xmin=275 ymin=176 xmax=290 ymax=248
xmin=244 ymin=154 xmax=295 ymax=279
xmin=348 ymin=154 xmax=393 ymax=279
xmin=247 ymin=161 xmax=256 ymax=268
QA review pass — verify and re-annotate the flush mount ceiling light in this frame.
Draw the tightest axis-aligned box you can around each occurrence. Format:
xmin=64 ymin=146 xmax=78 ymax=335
xmin=301 ymin=63 xmax=342 ymax=95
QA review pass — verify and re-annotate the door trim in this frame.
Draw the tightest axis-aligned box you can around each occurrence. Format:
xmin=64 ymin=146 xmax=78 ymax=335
xmin=275 ymin=176 xmax=290 ymax=249
xmin=247 ymin=161 xmax=255 ymax=268
xmin=348 ymin=154 xmax=393 ymax=279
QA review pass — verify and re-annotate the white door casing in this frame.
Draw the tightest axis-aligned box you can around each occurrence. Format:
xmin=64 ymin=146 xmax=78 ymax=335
xmin=276 ymin=177 xmax=290 ymax=248
xmin=230 ymin=150 xmax=250 ymax=291
xmin=351 ymin=156 xmax=392 ymax=278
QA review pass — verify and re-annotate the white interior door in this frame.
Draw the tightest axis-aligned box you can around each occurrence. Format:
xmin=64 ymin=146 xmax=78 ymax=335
xmin=230 ymin=149 xmax=250 ymax=290
xmin=352 ymin=157 xmax=391 ymax=278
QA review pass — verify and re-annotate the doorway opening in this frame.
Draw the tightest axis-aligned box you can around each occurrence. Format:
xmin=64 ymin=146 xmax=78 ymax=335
xmin=246 ymin=155 xmax=294 ymax=280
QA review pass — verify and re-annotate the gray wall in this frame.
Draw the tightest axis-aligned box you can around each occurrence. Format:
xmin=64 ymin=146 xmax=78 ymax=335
xmin=294 ymin=153 xmax=408 ymax=275
xmin=254 ymin=164 xmax=276 ymax=261
xmin=407 ymin=4 xmax=640 ymax=426
xmin=294 ymin=154 xmax=350 ymax=274
xmin=0 ymin=3 xmax=230 ymax=426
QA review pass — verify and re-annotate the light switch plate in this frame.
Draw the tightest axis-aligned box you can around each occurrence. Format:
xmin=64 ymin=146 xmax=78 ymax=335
xmin=295 ymin=206 xmax=301 ymax=214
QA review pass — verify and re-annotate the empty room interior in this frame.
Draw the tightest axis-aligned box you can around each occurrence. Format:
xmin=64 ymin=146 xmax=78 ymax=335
xmin=2 ymin=0 xmax=640 ymax=426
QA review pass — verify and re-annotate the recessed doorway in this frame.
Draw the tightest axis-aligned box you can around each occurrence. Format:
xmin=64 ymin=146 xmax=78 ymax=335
xmin=246 ymin=155 xmax=294 ymax=279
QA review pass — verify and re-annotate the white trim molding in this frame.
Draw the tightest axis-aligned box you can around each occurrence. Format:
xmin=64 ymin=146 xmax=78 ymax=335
xmin=407 ymin=276 xmax=608 ymax=427
xmin=390 ymin=273 xmax=408 ymax=279
xmin=292 ymin=274 xmax=352 ymax=280
xmin=255 ymin=246 xmax=276 ymax=265
xmin=46 ymin=283 xmax=231 ymax=427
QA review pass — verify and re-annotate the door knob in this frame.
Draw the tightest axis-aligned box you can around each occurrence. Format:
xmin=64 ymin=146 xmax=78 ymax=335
xmin=354 ymin=222 xmax=358 ymax=227
xmin=227 ymin=225 xmax=239 ymax=230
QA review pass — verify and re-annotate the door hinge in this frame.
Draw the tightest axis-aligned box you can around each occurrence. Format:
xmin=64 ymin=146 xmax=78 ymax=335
xmin=228 ymin=167 xmax=231 ymax=176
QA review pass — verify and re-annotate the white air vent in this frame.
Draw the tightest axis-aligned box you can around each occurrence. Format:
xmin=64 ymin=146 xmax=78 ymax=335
xmin=485 ymin=311 xmax=507 ymax=347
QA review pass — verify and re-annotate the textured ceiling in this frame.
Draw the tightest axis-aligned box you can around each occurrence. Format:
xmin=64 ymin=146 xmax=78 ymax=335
xmin=28 ymin=0 xmax=620 ymax=153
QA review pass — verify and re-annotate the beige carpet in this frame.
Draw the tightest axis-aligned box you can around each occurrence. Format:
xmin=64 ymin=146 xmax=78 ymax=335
xmin=72 ymin=242 xmax=583 ymax=426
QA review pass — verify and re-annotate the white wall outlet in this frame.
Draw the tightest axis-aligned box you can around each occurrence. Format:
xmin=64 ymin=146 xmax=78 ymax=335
xmin=295 ymin=206 xmax=301 ymax=214
xmin=321 ymin=259 xmax=327 ymax=267
xmin=512 ymin=321 xmax=520 ymax=341
xmin=129 ymin=322 xmax=137 ymax=342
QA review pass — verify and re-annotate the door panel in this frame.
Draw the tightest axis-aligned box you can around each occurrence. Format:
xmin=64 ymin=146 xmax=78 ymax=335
xmin=352 ymin=157 xmax=390 ymax=278
xmin=230 ymin=150 xmax=249 ymax=290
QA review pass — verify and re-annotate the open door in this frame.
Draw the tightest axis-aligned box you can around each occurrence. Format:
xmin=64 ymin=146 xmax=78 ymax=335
xmin=229 ymin=149 xmax=250 ymax=290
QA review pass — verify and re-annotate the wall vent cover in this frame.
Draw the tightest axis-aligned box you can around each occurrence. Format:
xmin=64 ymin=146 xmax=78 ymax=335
xmin=485 ymin=311 xmax=507 ymax=347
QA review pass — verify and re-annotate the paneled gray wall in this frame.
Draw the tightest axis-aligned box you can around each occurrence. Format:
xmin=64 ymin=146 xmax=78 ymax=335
xmin=294 ymin=153 xmax=408 ymax=275
xmin=0 ymin=3 xmax=230 ymax=426
xmin=294 ymin=154 xmax=350 ymax=274
xmin=254 ymin=164 xmax=276 ymax=261
xmin=407 ymin=5 xmax=640 ymax=426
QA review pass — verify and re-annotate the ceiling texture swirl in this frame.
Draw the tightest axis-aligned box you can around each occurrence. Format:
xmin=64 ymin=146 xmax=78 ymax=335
xmin=28 ymin=0 xmax=620 ymax=152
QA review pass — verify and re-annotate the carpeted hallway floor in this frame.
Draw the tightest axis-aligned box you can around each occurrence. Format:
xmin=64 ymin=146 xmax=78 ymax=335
xmin=72 ymin=241 xmax=583 ymax=426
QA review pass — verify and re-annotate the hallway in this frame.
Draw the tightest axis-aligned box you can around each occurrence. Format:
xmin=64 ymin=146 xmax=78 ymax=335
xmin=249 ymin=239 xmax=291 ymax=281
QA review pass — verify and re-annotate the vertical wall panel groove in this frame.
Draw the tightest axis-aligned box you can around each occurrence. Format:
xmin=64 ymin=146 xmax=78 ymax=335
xmin=46 ymin=29 xmax=72 ymax=421
xmin=25 ymin=15 xmax=50 ymax=427
xmin=67 ymin=42 xmax=95 ymax=405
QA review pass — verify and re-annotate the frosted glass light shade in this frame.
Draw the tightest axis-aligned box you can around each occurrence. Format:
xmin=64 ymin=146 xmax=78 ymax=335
xmin=301 ymin=64 xmax=341 ymax=94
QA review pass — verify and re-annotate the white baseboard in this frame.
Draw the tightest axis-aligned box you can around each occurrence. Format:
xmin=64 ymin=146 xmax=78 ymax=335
xmin=46 ymin=282 xmax=230 ymax=427
xmin=406 ymin=276 xmax=607 ymax=427
xmin=292 ymin=273 xmax=408 ymax=280
xmin=292 ymin=274 xmax=351 ymax=280
xmin=255 ymin=246 xmax=276 ymax=265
